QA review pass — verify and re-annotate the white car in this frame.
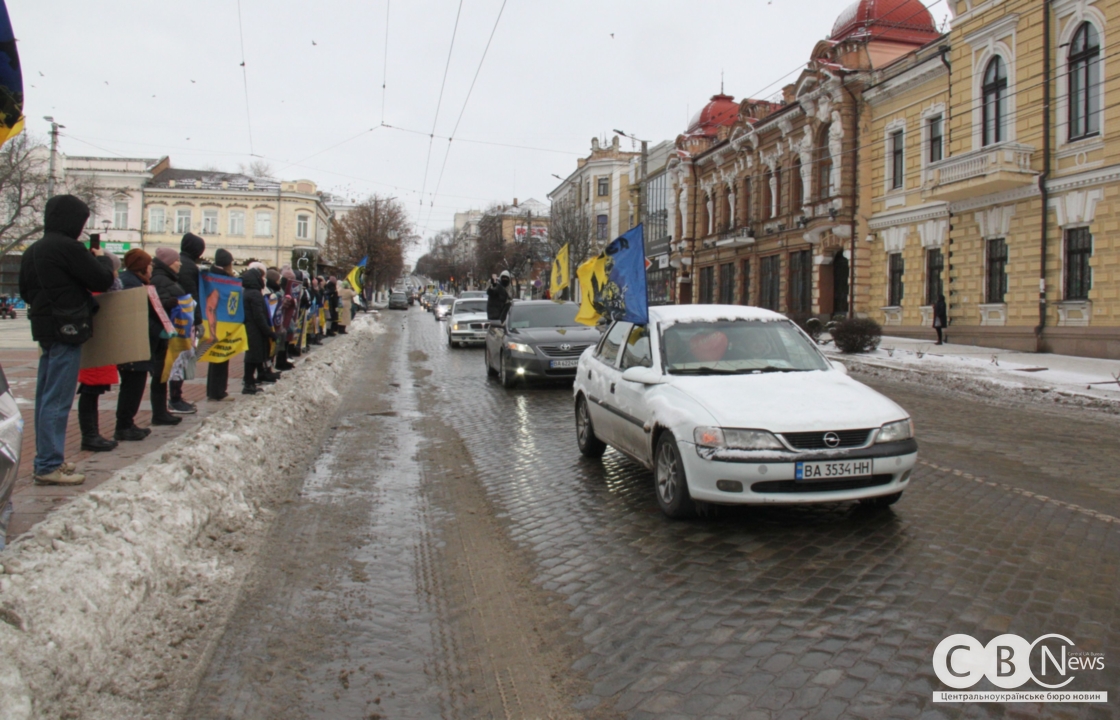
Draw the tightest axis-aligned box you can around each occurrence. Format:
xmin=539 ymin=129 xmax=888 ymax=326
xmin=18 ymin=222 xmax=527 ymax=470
xmin=447 ymin=298 xmax=489 ymax=347
xmin=572 ymin=305 xmax=917 ymax=519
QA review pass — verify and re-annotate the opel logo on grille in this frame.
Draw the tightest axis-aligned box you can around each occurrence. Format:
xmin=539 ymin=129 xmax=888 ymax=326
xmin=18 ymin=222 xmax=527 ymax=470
xmin=823 ymin=432 xmax=841 ymax=448
xmin=559 ymin=343 xmax=572 ymax=351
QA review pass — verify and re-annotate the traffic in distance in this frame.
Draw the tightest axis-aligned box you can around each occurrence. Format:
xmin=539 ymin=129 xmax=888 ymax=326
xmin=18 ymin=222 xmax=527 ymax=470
xmin=409 ymin=278 xmax=917 ymax=519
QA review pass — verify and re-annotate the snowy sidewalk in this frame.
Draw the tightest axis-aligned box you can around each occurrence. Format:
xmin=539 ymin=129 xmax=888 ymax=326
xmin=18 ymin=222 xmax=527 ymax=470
xmin=826 ymin=334 xmax=1120 ymax=409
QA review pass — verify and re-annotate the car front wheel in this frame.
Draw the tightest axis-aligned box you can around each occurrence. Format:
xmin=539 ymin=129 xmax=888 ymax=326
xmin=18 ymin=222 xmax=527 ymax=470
xmin=654 ymin=432 xmax=695 ymax=519
xmin=575 ymin=394 xmax=606 ymax=459
xmin=499 ymin=351 xmax=518 ymax=389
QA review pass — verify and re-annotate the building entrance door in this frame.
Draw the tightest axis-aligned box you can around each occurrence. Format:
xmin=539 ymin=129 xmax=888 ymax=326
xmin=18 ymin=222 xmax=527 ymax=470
xmin=832 ymin=251 xmax=849 ymax=316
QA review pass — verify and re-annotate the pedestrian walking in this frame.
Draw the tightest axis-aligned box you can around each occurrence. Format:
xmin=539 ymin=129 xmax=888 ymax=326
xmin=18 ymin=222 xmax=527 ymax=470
xmin=76 ymin=251 xmax=123 ymax=452
xmin=115 ymin=249 xmax=156 ymax=440
xmin=933 ymin=293 xmax=948 ymax=345
xmin=18 ymin=195 xmax=115 ymax=485
xmin=149 ymin=248 xmax=187 ymax=426
xmin=205 ymin=249 xmax=236 ymax=400
xmin=168 ymin=233 xmax=205 ymax=414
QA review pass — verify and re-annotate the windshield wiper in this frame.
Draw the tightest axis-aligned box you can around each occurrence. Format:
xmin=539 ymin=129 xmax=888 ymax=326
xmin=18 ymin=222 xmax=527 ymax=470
xmin=749 ymin=366 xmax=807 ymax=373
xmin=668 ymin=367 xmax=742 ymax=375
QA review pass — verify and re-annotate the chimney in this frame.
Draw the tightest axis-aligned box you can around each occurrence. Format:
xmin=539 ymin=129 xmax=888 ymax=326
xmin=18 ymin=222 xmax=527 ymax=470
xmin=513 ymin=198 xmax=519 ymax=207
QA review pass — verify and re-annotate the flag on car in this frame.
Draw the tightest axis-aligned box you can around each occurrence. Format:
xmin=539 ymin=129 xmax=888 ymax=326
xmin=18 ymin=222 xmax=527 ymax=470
xmin=575 ymin=224 xmax=648 ymax=326
xmin=550 ymin=243 xmax=570 ymax=299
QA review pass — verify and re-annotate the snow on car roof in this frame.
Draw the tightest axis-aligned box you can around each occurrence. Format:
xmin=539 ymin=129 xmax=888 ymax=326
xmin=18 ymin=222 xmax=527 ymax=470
xmin=648 ymin=304 xmax=788 ymax=325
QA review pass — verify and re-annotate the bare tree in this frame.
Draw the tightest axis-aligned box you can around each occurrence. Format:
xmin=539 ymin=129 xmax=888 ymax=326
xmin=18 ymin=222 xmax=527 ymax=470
xmin=327 ymin=194 xmax=415 ymax=298
xmin=238 ymin=159 xmax=276 ymax=179
xmin=0 ymin=134 xmax=51 ymax=257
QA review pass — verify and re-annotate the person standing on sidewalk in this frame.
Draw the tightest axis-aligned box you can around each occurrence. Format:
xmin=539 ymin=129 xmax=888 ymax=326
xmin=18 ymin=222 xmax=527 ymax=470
xmin=205 ymin=249 xmax=236 ymax=401
xmin=76 ymin=251 xmax=123 ymax=452
xmin=168 ymin=233 xmax=205 ymax=415
xmin=149 ymin=248 xmax=187 ymax=426
xmin=240 ymin=267 xmax=276 ymax=394
xmin=933 ymin=294 xmax=948 ymax=346
xmin=337 ymin=280 xmax=355 ymax=335
xmin=18 ymin=195 xmax=115 ymax=486
xmin=115 ymin=249 xmax=156 ymax=441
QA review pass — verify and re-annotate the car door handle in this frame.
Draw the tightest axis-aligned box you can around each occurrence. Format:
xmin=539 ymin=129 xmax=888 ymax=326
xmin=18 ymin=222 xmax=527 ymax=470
xmin=610 ymin=382 xmax=615 ymax=394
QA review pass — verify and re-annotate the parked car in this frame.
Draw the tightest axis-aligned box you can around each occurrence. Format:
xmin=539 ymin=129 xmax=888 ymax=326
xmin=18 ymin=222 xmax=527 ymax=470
xmin=433 ymin=295 xmax=456 ymax=320
xmin=459 ymin=290 xmax=486 ymax=300
xmin=446 ymin=298 xmax=489 ymax=347
xmin=572 ymin=305 xmax=918 ymax=519
xmin=484 ymin=300 xmax=600 ymax=388
xmin=0 ymin=363 xmax=23 ymax=549
xmin=388 ymin=292 xmax=409 ymax=310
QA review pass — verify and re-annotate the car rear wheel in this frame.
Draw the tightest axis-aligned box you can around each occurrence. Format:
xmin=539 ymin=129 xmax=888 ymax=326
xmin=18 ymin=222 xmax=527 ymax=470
xmin=485 ymin=346 xmax=499 ymax=377
xmin=654 ymin=432 xmax=695 ymax=519
xmin=499 ymin=351 xmax=518 ymax=389
xmin=859 ymin=491 xmax=902 ymax=508
xmin=575 ymin=395 xmax=606 ymax=459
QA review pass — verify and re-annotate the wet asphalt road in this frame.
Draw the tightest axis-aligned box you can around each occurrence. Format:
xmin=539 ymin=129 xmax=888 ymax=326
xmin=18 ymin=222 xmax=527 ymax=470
xmin=193 ymin=308 xmax=1120 ymax=719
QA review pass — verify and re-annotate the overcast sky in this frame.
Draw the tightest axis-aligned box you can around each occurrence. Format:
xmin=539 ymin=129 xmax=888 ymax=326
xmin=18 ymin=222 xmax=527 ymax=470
xmin=14 ymin=0 xmax=947 ymax=263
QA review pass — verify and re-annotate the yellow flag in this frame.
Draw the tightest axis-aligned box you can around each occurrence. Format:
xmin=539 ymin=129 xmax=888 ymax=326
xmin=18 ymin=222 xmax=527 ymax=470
xmin=0 ymin=117 xmax=24 ymax=148
xmin=575 ymin=255 xmax=607 ymax=326
xmin=550 ymin=244 xmax=570 ymax=298
xmin=345 ymin=263 xmax=363 ymax=293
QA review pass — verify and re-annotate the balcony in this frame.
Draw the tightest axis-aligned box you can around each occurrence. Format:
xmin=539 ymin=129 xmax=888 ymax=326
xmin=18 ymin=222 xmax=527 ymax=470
xmin=715 ymin=227 xmax=756 ymax=249
xmin=924 ymin=142 xmax=1037 ymax=202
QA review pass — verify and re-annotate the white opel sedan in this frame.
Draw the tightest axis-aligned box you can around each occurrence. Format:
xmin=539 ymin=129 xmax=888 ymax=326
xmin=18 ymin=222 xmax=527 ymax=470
xmin=572 ymin=305 xmax=917 ymax=519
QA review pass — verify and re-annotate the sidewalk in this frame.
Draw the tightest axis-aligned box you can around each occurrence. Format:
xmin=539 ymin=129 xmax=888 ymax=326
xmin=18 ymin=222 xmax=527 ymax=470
xmin=0 ymin=316 xmax=342 ymax=539
xmin=826 ymin=332 xmax=1120 ymax=407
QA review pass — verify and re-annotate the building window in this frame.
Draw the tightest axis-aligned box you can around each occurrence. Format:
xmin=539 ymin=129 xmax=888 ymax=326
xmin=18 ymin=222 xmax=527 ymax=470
xmin=699 ymin=265 xmax=715 ymax=304
xmin=986 ymin=238 xmax=1007 ymax=303
xmin=175 ymin=209 xmax=191 ymax=234
xmin=791 ymin=159 xmax=803 ymax=210
xmin=596 ymin=214 xmax=608 ymax=240
xmin=740 ymin=260 xmax=751 ymax=305
xmin=763 ymin=170 xmax=774 ymax=219
xmin=742 ymin=177 xmax=751 ymax=226
xmin=202 ymin=210 xmax=219 ymax=235
xmin=1069 ymin=22 xmax=1101 ymax=141
xmin=982 ymin=56 xmax=1008 ymax=146
xmin=760 ymin=255 xmax=781 ymax=311
xmin=113 ymin=202 xmax=128 ymax=230
xmin=925 ymin=248 xmax=944 ymax=306
xmin=255 ymin=211 xmax=272 ymax=237
xmin=148 ymin=207 xmax=166 ymax=233
xmin=229 ymin=210 xmax=245 ymax=236
xmin=789 ymin=250 xmax=812 ymax=313
xmin=817 ymin=124 xmax=832 ymax=199
xmin=888 ymin=253 xmax=905 ymax=306
xmin=773 ymin=167 xmax=782 ymax=217
xmin=597 ymin=177 xmax=609 ymax=196
xmin=890 ymin=130 xmax=905 ymax=189
xmin=928 ymin=116 xmax=943 ymax=163
xmin=297 ymin=214 xmax=310 ymax=239
xmin=718 ymin=262 xmax=735 ymax=304
xmin=1064 ymin=227 xmax=1092 ymax=300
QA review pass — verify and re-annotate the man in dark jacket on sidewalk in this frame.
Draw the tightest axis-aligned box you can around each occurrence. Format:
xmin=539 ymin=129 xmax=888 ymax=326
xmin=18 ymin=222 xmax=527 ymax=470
xmin=168 ymin=232 xmax=205 ymax=414
xmin=18 ymin=195 xmax=114 ymax=485
xmin=240 ymin=267 xmax=276 ymax=394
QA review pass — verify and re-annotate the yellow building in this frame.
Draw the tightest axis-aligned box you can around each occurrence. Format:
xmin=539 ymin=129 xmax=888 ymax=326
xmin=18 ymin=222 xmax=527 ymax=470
xmin=864 ymin=0 xmax=1120 ymax=358
xmin=142 ymin=163 xmax=331 ymax=267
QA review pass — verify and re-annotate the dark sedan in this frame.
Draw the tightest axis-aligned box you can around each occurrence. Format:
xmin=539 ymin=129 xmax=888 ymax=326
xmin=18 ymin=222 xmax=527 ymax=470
xmin=484 ymin=301 xmax=601 ymax=388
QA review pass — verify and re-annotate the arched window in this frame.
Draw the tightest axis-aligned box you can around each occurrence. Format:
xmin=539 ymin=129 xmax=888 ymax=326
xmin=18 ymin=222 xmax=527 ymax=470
xmin=774 ymin=167 xmax=782 ymax=217
xmin=982 ymin=57 xmax=1008 ymax=146
xmin=1069 ymin=22 xmax=1101 ymax=140
xmin=792 ymin=158 xmax=804 ymax=210
xmin=817 ymin=124 xmax=832 ymax=199
xmin=763 ymin=170 xmax=773 ymax=220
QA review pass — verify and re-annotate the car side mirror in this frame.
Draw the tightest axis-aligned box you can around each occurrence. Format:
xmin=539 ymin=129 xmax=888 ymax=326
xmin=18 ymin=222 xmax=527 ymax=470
xmin=621 ymin=366 xmax=665 ymax=385
xmin=830 ymin=360 xmax=848 ymax=375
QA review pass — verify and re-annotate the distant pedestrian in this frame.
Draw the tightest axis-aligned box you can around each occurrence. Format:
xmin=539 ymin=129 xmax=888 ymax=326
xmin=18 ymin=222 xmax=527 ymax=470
xmin=933 ymin=293 xmax=947 ymax=345
xmin=168 ymin=233 xmax=205 ymax=415
xmin=337 ymin=280 xmax=355 ymax=334
xmin=205 ymin=249 xmax=236 ymax=400
xmin=18 ymin=195 xmax=115 ymax=485
xmin=115 ymin=249 xmax=156 ymax=440
xmin=149 ymin=247 xmax=187 ymax=426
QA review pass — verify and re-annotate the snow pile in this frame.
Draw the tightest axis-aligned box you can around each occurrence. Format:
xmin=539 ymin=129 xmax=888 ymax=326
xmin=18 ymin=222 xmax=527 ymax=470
xmin=0 ymin=315 xmax=383 ymax=720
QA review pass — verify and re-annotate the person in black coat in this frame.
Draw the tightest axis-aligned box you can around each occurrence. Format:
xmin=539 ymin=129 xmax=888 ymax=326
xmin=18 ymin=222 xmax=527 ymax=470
xmin=18 ymin=195 xmax=114 ymax=485
xmin=933 ymin=293 xmax=948 ymax=345
xmin=205 ymin=249 xmax=236 ymax=400
xmin=149 ymin=248 xmax=188 ymax=425
xmin=169 ymin=233 xmax=206 ymax=414
xmin=241 ymin=267 xmax=276 ymax=394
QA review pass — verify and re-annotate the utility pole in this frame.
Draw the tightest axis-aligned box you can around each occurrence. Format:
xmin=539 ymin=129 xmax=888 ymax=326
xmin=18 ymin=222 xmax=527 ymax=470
xmin=44 ymin=116 xmax=64 ymax=198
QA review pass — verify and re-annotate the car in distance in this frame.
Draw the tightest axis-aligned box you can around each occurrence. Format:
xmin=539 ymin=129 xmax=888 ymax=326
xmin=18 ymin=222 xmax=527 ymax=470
xmin=388 ymin=292 xmax=409 ymax=310
xmin=485 ymin=300 xmax=600 ymax=388
xmin=446 ymin=298 xmax=489 ymax=347
xmin=433 ymin=295 xmax=456 ymax=321
xmin=420 ymin=293 xmax=433 ymax=310
xmin=459 ymin=290 xmax=486 ymax=300
xmin=572 ymin=305 xmax=918 ymax=519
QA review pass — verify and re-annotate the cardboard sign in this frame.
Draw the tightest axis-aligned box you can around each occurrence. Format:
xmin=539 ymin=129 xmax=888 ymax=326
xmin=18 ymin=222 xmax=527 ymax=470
xmin=80 ymin=287 xmax=150 ymax=369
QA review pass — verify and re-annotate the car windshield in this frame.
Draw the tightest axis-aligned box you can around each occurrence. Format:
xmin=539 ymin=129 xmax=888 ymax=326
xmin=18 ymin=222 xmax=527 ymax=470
xmin=438 ymin=297 xmax=455 ymax=306
xmin=460 ymin=291 xmax=486 ymax=299
xmin=391 ymin=294 xmax=405 ymax=300
xmin=661 ymin=320 xmax=829 ymax=374
xmin=453 ymin=300 xmax=487 ymax=314
xmin=507 ymin=303 xmax=579 ymax=329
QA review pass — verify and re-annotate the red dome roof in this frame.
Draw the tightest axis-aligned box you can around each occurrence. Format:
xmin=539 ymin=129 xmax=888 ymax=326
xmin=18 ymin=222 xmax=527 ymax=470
xmin=831 ymin=0 xmax=940 ymax=45
xmin=686 ymin=94 xmax=739 ymax=138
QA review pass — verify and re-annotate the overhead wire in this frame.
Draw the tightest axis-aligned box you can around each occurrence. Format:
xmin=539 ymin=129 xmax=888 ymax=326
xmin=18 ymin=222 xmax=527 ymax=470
xmin=381 ymin=0 xmax=391 ymax=124
xmin=418 ymin=0 xmax=466 ymax=211
xmin=235 ymin=0 xmax=255 ymax=156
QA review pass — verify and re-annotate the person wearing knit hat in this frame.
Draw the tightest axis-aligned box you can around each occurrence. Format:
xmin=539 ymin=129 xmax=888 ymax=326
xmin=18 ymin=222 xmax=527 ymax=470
xmin=168 ymin=234 xmax=206 ymax=415
xmin=123 ymin=248 xmax=152 ymax=276
xmin=115 ymin=249 xmax=157 ymax=441
xmin=249 ymin=261 xmax=268 ymax=275
xmin=147 ymin=248 xmax=187 ymax=425
xmin=214 ymin=248 xmax=234 ymax=269
xmin=154 ymin=247 xmax=179 ymax=267
xmin=204 ymin=249 xmax=237 ymax=401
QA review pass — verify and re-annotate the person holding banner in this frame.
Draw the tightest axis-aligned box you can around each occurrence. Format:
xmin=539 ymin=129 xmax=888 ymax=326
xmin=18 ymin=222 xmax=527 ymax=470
xmin=148 ymin=248 xmax=187 ymax=426
xmin=168 ymin=233 xmax=205 ymax=415
xmin=76 ymin=252 xmax=123 ymax=452
xmin=203 ymin=249 xmax=238 ymax=400
xmin=115 ymin=250 xmax=156 ymax=440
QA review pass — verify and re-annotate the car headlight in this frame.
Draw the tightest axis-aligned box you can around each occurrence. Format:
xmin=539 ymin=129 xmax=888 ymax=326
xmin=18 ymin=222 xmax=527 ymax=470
xmin=506 ymin=341 xmax=534 ymax=354
xmin=693 ymin=427 xmax=783 ymax=451
xmin=452 ymin=323 xmax=460 ymax=331
xmin=876 ymin=418 xmax=914 ymax=443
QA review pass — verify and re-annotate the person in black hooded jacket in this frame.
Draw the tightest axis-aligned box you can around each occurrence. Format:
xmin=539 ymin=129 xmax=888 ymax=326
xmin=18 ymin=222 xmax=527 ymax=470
xmin=148 ymin=248 xmax=188 ymax=425
xmin=241 ymin=267 xmax=276 ymax=394
xmin=168 ymin=232 xmax=206 ymax=414
xmin=19 ymin=195 xmax=114 ymax=485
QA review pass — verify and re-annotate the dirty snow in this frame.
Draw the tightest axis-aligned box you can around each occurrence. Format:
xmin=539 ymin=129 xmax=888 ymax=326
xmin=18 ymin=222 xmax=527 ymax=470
xmin=0 ymin=315 xmax=383 ymax=720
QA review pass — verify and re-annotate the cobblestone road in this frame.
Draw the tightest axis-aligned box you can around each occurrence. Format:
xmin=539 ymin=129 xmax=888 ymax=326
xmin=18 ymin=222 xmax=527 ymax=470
xmin=405 ymin=308 xmax=1119 ymax=719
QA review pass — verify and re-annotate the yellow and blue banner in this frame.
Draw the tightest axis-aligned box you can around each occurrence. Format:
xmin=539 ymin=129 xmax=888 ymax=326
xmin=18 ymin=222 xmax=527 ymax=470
xmin=162 ymin=294 xmax=198 ymax=383
xmin=198 ymin=271 xmax=248 ymax=363
xmin=575 ymin=224 xmax=648 ymax=326
xmin=346 ymin=256 xmax=367 ymax=295
xmin=0 ymin=2 xmax=23 ymax=148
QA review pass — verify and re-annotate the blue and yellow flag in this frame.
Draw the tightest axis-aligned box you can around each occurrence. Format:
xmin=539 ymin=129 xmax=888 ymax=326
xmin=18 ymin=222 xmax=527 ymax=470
xmin=550 ymin=243 xmax=570 ymax=299
xmin=346 ymin=256 xmax=367 ymax=295
xmin=198 ymin=271 xmax=248 ymax=363
xmin=0 ymin=2 xmax=23 ymax=148
xmin=575 ymin=224 xmax=648 ymax=326
xmin=162 ymin=294 xmax=198 ymax=383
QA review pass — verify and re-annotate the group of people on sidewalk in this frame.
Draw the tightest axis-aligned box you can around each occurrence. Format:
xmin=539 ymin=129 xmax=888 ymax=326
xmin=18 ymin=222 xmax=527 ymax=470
xmin=18 ymin=194 xmax=359 ymax=488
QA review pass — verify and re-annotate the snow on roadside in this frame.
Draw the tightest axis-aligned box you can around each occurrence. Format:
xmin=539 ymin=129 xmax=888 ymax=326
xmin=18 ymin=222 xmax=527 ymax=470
xmin=0 ymin=315 xmax=384 ymax=720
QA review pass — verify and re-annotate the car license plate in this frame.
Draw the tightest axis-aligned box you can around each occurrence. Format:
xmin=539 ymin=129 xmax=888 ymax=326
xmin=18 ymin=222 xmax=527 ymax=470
xmin=796 ymin=459 xmax=873 ymax=481
xmin=550 ymin=359 xmax=579 ymax=369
